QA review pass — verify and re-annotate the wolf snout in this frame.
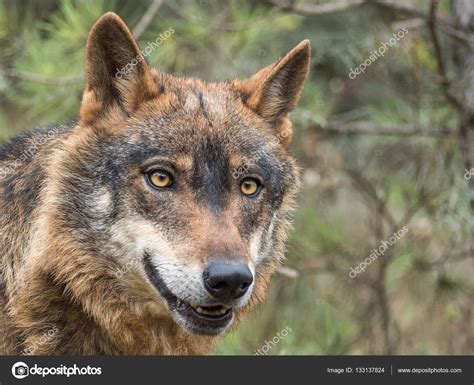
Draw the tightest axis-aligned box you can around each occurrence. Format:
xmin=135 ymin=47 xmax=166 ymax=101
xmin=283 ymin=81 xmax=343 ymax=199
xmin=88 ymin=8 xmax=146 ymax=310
xmin=203 ymin=261 xmax=253 ymax=302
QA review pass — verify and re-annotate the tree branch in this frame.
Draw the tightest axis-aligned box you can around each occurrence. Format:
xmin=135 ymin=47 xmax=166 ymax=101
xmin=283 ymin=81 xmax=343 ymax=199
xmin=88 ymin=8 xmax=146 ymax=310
xmin=266 ymin=0 xmax=366 ymax=16
xmin=427 ymin=0 xmax=468 ymax=114
xmin=277 ymin=266 xmax=299 ymax=278
xmin=132 ymin=0 xmax=164 ymax=39
xmin=0 ymin=67 xmax=83 ymax=85
xmin=374 ymin=0 xmax=454 ymax=27
xmin=343 ymin=168 xmax=398 ymax=230
xmin=319 ymin=121 xmax=454 ymax=137
xmin=266 ymin=0 xmax=471 ymax=38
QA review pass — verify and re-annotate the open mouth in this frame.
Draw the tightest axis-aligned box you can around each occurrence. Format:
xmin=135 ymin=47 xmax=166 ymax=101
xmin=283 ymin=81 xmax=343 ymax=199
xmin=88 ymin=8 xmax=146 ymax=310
xmin=143 ymin=254 xmax=234 ymax=335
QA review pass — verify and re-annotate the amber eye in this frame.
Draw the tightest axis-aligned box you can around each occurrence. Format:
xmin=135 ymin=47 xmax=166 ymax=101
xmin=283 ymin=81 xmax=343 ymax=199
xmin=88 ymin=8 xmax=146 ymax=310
xmin=148 ymin=170 xmax=173 ymax=188
xmin=240 ymin=178 xmax=260 ymax=197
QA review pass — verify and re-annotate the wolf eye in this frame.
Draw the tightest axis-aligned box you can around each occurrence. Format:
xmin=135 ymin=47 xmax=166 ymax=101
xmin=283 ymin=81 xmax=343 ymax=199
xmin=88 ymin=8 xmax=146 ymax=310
xmin=240 ymin=178 xmax=260 ymax=197
xmin=148 ymin=170 xmax=173 ymax=188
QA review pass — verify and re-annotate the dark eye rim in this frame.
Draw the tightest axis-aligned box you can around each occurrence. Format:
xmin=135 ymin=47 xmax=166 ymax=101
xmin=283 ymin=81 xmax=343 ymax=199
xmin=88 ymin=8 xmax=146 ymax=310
xmin=145 ymin=169 xmax=174 ymax=189
xmin=240 ymin=176 xmax=263 ymax=198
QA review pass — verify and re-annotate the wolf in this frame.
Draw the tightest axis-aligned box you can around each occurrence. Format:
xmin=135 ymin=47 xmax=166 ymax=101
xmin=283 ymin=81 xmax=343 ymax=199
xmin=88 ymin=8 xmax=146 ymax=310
xmin=0 ymin=12 xmax=310 ymax=355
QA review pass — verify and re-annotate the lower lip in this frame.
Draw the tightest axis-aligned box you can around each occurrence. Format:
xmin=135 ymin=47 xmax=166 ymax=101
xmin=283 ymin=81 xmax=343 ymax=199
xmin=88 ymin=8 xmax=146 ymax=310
xmin=143 ymin=254 xmax=234 ymax=335
xmin=176 ymin=300 xmax=234 ymax=334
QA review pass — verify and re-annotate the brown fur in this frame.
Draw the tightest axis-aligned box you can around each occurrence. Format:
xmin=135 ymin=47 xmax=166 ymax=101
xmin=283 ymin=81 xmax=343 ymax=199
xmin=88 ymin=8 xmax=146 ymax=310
xmin=0 ymin=13 xmax=310 ymax=355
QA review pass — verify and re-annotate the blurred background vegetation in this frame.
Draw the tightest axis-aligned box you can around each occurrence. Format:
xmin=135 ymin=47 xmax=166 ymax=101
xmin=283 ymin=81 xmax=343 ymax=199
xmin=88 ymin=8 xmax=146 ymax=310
xmin=0 ymin=0 xmax=473 ymax=354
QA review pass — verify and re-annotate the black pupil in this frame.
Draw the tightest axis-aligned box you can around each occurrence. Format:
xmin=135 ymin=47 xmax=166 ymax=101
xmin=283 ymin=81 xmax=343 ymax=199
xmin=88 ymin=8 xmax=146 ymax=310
xmin=153 ymin=172 xmax=169 ymax=186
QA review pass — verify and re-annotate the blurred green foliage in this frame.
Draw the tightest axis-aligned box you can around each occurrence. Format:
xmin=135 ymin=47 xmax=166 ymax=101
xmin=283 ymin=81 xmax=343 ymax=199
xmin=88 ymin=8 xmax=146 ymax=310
xmin=0 ymin=0 xmax=472 ymax=354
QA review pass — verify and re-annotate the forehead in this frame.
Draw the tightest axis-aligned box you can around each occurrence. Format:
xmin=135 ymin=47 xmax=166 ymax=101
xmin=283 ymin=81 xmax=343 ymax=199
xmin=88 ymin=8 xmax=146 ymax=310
xmin=112 ymin=87 xmax=280 ymax=168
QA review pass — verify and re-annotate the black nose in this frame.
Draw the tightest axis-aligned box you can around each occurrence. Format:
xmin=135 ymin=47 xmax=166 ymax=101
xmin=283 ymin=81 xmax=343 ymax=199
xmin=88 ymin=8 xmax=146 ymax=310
xmin=203 ymin=261 xmax=253 ymax=301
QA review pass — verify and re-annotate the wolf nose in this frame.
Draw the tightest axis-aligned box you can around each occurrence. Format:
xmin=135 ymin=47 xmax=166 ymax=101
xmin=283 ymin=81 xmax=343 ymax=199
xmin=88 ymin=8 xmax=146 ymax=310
xmin=203 ymin=261 xmax=253 ymax=301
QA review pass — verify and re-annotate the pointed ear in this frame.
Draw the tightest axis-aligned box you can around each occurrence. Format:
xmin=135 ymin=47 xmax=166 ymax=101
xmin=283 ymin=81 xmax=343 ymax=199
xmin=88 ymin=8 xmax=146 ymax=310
xmin=234 ymin=40 xmax=311 ymax=145
xmin=80 ymin=12 xmax=159 ymax=124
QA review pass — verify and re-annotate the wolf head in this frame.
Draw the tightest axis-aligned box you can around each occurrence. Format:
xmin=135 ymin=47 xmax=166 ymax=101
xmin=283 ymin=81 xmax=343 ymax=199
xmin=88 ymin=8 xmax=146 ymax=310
xmin=57 ymin=13 xmax=309 ymax=337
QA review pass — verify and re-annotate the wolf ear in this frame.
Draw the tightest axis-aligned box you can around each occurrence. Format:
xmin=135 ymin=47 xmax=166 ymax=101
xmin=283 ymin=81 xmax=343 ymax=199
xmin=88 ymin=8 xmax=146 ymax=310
xmin=80 ymin=12 xmax=159 ymax=124
xmin=235 ymin=40 xmax=311 ymax=145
